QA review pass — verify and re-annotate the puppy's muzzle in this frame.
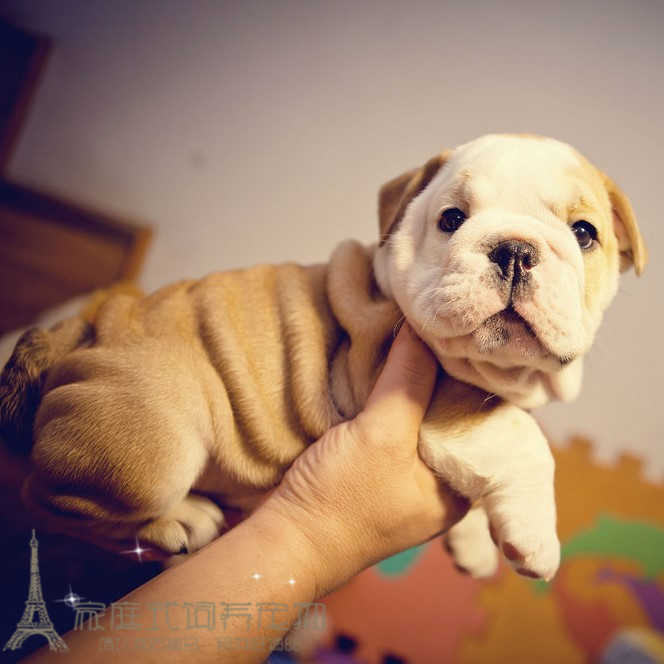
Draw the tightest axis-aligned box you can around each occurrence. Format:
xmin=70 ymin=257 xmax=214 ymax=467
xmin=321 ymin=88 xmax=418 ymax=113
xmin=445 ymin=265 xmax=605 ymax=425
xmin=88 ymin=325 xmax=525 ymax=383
xmin=489 ymin=240 xmax=540 ymax=289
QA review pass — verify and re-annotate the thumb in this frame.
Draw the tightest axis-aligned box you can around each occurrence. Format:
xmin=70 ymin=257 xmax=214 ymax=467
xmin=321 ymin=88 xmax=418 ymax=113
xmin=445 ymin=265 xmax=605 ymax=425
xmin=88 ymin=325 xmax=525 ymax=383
xmin=362 ymin=323 xmax=438 ymax=440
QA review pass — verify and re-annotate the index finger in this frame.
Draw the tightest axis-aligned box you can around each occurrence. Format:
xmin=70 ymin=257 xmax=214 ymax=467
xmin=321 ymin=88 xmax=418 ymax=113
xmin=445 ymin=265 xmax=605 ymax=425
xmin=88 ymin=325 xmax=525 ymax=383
xmin=362 ymin=323 xmax=438 ymax=436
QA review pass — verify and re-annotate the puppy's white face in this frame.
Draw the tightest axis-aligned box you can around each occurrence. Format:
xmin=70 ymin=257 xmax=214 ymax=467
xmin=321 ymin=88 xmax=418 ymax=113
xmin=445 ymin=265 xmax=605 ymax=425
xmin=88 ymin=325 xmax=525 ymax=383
xmin=375 ymin=135 xmax=643 ymax=408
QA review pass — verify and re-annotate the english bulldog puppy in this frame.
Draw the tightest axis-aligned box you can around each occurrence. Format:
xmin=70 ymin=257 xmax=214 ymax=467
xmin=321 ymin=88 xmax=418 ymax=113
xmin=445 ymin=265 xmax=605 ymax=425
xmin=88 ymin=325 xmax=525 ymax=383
xmin=0 ymin=134 xmax=646 ymax=581
xmin=376 ymin=134 xmax=645 ymax=577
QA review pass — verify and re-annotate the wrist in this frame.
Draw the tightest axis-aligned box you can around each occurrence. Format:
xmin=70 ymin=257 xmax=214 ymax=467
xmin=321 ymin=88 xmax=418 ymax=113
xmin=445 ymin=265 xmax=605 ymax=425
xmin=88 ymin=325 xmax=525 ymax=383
xmin=252 ymin=494 xmax=371 ymax=598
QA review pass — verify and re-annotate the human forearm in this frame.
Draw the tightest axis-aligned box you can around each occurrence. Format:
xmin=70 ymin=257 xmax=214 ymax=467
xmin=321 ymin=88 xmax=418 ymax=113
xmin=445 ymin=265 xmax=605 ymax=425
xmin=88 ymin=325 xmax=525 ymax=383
xmin=26 ymin=508 xmax=332 ymax=663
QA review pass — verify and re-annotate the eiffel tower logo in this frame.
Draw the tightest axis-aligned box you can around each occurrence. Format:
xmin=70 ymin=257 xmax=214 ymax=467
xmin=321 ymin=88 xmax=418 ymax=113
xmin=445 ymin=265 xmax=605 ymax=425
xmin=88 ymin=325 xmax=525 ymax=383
xmin=3 ymin=529 xmax=68 ymax=653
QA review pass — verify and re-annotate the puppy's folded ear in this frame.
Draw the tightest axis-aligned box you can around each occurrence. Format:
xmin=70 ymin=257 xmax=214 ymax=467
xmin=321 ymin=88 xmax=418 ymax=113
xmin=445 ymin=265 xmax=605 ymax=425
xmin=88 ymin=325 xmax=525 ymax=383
xmin=601 ymin=173 xmax=648 ymax=275
xmin=378 ymin=150 xmax=451 ymax=245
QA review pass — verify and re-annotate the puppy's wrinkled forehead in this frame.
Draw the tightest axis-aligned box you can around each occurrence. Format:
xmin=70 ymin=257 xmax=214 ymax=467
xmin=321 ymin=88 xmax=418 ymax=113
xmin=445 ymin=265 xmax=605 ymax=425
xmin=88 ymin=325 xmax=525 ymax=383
xmin=439 ymin=136 xmax=605 ymax=218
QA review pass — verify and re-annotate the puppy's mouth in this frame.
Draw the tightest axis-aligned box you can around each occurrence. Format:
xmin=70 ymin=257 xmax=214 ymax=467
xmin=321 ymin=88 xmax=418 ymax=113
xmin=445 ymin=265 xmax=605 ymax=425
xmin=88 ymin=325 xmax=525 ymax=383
xmin=474 ymin=305 xmax=540 ymax=355
xmin=494 ymin=305 xmax=534 ymax=332
xmin=473 ymin=306 xmax=574 ymax=366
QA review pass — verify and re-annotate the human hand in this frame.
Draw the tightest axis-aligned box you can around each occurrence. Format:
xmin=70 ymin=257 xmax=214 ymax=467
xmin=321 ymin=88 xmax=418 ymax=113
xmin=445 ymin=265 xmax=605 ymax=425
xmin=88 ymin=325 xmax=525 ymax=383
xmin=259 ymin=323 xmax=468 ymax=597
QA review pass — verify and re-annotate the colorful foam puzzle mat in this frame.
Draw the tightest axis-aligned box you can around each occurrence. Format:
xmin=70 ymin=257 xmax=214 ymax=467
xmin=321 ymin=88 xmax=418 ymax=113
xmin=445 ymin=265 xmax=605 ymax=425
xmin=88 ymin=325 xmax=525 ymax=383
xmin=317 ymin=439 xmax=664 ymax=663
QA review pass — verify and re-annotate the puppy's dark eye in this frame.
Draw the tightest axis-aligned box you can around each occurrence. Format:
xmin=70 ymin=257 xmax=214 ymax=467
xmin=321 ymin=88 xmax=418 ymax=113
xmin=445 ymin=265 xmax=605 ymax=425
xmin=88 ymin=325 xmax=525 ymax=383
xmin=571 ymin=221 xmax=598 ymax=250
xmin=439 ymin=208 xmax=467 ymax=233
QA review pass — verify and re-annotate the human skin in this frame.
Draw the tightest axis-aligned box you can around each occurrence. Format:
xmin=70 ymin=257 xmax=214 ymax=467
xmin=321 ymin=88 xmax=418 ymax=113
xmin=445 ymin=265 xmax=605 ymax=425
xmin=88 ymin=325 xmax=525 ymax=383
xmin=26 ymin=324 xmax=468 ymax=663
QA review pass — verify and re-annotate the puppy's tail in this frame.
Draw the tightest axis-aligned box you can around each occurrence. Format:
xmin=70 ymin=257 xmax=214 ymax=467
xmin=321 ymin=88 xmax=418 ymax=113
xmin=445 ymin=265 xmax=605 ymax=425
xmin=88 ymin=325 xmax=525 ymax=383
xmin=0 ymin=317 xmax=93 ymax=454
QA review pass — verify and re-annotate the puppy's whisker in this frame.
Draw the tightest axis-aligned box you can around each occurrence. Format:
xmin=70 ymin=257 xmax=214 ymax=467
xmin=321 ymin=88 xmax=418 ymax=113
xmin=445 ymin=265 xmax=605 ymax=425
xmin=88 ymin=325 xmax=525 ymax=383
xmin=593 ymin=331 xmax=608 ymax=352
xmin=418 ymin=313 xmax=430 ymax=335
xmin=433 ymin=302 xmax=448 ymax=326
xmin=420 ymin=285 xmax=445 ymax=298
xmin=600 ymin=321 xmax=613 ymax=334
xmin=392 ymin=315 xmax=406 ymax=338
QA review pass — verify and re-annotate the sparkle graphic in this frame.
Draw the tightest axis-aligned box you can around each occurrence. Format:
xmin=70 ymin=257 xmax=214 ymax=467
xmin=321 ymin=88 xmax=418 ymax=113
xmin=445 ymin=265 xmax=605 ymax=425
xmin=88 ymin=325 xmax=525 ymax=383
xmin=121 ymin=537 xmax=152 ymax=563
xmin=288 ymin=578 xmax=296 ymax=586
xmin=55 ymin=585 xmax=84 ymax=608
xmin=252 ymin=573 xmax=261 ymax=580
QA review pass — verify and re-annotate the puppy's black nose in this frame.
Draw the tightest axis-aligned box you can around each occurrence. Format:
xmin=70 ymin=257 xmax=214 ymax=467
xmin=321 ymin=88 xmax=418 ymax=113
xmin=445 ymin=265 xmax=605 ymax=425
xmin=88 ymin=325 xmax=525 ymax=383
xmin=489 ymin=240 xmax=539 ymax=285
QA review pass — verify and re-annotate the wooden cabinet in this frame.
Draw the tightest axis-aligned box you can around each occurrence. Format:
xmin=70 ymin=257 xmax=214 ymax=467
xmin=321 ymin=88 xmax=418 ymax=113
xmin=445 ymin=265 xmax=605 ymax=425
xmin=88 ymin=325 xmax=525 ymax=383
xmin=0 ymin=180 xmax=151 ymax=334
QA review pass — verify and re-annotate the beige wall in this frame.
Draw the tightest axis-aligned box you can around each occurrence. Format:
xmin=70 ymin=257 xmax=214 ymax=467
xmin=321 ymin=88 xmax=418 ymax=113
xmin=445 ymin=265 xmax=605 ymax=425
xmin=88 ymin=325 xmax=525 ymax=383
xmin=3 ymin=0 xmax=663 ymax=480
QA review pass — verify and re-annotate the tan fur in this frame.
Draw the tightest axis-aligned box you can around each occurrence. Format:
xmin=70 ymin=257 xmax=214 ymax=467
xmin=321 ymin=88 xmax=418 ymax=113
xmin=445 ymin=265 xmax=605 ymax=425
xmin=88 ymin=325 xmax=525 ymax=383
xmin=14 ymin=246 xmax=387 ymax=541
xmin=379 ymin=151 xmax=451 ymax=243
xmin=600 ymin=172 xmax=648 ymax=274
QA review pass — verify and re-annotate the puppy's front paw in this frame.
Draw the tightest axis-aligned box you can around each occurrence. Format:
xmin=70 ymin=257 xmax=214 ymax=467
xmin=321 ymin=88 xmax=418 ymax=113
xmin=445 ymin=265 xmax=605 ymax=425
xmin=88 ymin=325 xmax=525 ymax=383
xmin=137 ymin=494 xmax=226 ymax=556
xmin=444 ymin=507 xmax=498 ymax=578
xmin=487 ymin=498 xmax=560 ymax=581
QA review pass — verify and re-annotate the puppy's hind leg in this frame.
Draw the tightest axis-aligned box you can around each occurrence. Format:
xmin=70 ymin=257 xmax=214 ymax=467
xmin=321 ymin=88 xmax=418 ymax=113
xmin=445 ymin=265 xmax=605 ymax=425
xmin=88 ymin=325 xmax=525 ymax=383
xmin=444 ymin=505 xmax=499 ymax=578
xmin=26 ymin=373 xmax=226 ymax=557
